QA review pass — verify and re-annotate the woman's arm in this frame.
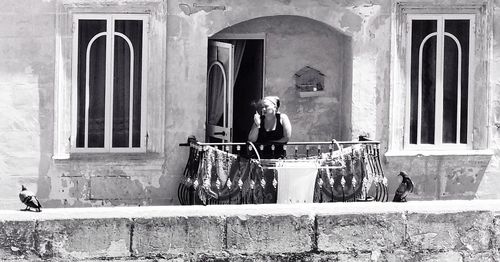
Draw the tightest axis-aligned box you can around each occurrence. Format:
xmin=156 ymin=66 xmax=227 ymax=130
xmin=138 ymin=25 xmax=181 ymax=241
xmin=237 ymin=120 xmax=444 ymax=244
xmin=248 ymin=122 xmax=260 ymax=142
xmin=248 ymin=112 xmax=261 ymax=142
xmin=270 ymin=113 xmax=291 ymax=143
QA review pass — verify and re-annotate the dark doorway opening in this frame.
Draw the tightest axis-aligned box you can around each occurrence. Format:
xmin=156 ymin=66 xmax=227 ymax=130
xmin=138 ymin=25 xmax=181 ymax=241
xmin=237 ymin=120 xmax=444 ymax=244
xmin=232 ymin=39 xmax=264 ymax=142
xmin=206 ymin=38 xmax=264 ymax=143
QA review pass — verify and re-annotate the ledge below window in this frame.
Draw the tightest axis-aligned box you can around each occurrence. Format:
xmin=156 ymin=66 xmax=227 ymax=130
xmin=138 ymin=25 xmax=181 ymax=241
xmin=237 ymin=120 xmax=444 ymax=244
xmin=384 ymin=149 xmax=494 ymax=157
xmin=52 ymin=152 xmax=164 ymax=163
xmin=298 ymin=90 xmax=325 ymax=98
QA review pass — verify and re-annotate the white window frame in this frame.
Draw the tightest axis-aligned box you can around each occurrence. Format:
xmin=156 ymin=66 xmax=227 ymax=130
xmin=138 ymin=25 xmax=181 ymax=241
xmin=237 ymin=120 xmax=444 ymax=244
xmin=404 ymin=14 xmax=475 ymax=151
xmin=71 ymin=13 xmax=148 ymax=153
xmin=388 ymin=2 xmax=492 ymax=156
xmin=53 ymin=0 xmax=166 ymax=160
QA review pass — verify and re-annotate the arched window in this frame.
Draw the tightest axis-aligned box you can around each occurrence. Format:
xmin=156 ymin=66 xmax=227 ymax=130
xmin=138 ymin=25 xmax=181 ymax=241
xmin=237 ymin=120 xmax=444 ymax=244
xmin=72 ymin=14 xmax=147 ymax=152
xmin=405 ymin=14 xmax=474 ymax=150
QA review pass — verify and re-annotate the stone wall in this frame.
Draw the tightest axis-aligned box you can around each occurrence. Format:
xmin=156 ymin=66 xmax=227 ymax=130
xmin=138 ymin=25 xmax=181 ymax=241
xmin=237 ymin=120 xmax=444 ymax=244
xmin=1 ymin=200 xmax=500 ymax=261
xmin=1 ymin=0 xmax=500 ymax=209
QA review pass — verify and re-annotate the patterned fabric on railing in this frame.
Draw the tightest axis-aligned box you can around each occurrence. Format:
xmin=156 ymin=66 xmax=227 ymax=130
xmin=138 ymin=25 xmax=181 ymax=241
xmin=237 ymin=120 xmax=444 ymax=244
xmin=178 ymin=142 xmax=387 ymax=205
xmin=178 ymin=144 xmax=277 ymax=205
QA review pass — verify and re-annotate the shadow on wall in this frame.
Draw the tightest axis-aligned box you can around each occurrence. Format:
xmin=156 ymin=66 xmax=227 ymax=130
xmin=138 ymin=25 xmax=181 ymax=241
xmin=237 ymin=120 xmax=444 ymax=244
xmin=385 ymin=155 xmax=492 ymax=201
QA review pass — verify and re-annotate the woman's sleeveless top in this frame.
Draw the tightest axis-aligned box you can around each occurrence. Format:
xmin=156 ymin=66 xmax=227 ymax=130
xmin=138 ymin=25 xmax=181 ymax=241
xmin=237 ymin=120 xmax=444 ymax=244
xmin=256 ymin=113 xmax=286 ymax=158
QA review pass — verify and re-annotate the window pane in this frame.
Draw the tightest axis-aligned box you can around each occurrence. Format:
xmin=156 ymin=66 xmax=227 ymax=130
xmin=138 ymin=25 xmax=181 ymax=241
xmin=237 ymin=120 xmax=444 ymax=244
xmin=410 ymin=20 xmax=436 ymax=144
xmin=207 ymin=64 xmax=225 ymax=126
xmin=444 ymin=19 xmax=469 ymax=144
xmin=77 ymin=20 xmax=107 ymax=148
xmin=217 ymin=46 xmax=230 ymax=126
xmin=442 ymin=34 xmax=458 ymax=143
xmin=112 ymin=20 xmax=143 ymax=148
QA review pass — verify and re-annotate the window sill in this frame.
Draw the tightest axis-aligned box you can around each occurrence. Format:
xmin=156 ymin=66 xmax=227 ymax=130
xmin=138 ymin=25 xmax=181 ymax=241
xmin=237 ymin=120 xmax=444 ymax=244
xmin=385 ymin=149 xmax=494 ymax=157
xmin=298 ymin=90 xmax=325 ymax=98
xmin=52 ymin=152 xmax=163 ymax=163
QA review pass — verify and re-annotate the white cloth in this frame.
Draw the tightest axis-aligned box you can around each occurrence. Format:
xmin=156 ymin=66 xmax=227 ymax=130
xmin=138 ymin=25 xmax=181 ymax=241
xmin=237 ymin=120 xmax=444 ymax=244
xmin=276 ymin=161 xmax=319 ymax=204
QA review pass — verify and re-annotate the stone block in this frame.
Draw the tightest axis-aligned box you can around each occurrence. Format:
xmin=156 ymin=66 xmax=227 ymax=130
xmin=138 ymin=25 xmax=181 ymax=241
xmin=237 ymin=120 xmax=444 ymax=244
xmin=336 ymin=252 xmax=374 ymax=261
xmin=316 ymin=212 xmax=405 ymax=252
xmin=419 ymin=251 xmax=463 ymax=262
xmin=0 ymin=220 xmax=40 ymax=260
xmin=36 ymin=218 xmax=131 ymax=259
xmin=226 ymin=214 xmax=314 ymax=254
xmin=382 ymin=249 xmax=415 ymax=261
xmin=462 ymin=251 xmax=496 ymax=262
xmin=132 ymin=216 xmax=225 ymax=256
xmin=494 ymin=215 xmax=500 ymax=250
xmin=406 ymin=211 xmax=492 ymax=252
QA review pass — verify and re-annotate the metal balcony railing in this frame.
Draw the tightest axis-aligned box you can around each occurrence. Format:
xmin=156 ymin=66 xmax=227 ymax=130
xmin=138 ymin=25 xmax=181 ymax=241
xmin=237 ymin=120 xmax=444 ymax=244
xmin=178 ymin=136 xmax=388 ymax=205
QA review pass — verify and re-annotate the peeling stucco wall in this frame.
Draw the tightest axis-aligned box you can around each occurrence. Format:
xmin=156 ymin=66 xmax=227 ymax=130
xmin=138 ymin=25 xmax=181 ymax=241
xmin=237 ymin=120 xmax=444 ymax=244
xmin=1 ymin=0 xmax=500 ymax=208
xmin=0 ymin=0 xmax=55 ymax=209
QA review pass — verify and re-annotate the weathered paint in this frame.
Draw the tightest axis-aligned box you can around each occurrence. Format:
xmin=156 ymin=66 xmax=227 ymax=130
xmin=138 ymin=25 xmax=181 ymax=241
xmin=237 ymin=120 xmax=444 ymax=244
xmin=0 ymin=0 xmax=499 ymax=208
xmin=386 ymin=155 xmax=491 ymax=200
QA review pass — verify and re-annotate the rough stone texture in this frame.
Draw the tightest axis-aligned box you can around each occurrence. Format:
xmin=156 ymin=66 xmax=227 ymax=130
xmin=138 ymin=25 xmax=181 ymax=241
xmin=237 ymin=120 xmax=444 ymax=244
xmin=132 ymin=216 xmax=225 ymax=257
xmin=317 ymin=212 xmax=405 ymax=253
xmin=494 ymin=216 xmax=500 ymax=253
xmin=36 ymin=218 xmax=131 ymax=260
xmin=406 ymin=211 xmax=493 ymax=253
xmin=1 ymin=202 xmax=500 ymax=260
xmin=226 ymin=214 xmax=314 ymax=254
xmin=462 ymin=251 xmax=497 ymax=262
xmin=0 ymin=220 xmax=39 ymax=261
xmin=418 ymin=251 xmax=464 ymax=262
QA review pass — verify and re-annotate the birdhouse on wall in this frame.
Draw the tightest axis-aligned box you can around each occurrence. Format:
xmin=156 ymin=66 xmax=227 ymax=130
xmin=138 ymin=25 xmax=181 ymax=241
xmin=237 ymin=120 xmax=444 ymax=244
xmin=294 ymin=66 xmax=325 ymax=98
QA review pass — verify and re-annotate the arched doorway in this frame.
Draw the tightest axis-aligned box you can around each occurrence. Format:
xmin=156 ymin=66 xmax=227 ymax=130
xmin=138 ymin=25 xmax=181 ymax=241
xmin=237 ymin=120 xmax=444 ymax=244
xmin=207 ymin=15 xmax=352 ymax=143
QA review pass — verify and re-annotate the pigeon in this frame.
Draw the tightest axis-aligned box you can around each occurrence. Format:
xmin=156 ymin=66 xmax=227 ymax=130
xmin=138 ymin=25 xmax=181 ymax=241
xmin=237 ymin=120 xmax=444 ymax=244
xmin=393 ymin=171 xmax=414 ymax=202
xmin=19 ymin=185 xmax=42 ymax=212
xmin=359 ymin=135 xmax=372 ymax=141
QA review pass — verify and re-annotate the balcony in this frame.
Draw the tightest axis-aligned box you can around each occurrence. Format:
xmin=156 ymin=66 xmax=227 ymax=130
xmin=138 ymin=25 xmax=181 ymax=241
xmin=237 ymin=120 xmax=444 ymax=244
xmin=178 ymin=138 xmax=388 ymax=205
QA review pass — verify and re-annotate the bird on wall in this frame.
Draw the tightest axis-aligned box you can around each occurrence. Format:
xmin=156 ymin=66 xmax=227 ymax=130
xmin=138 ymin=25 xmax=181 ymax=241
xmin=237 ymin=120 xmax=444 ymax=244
xmin=19 ymin=185 xmax=42 ymax=212
xmin=393 ymin=171 xmax=414 ymax=202
xmin=358 ymin=135 xmax=372 ymax=141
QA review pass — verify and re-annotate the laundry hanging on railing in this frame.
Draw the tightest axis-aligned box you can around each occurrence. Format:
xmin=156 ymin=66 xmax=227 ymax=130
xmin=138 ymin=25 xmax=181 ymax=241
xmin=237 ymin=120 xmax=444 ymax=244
xmin=178 ymin=138 xmax=388 ymax=205
xmin=274 ymin=160 xmax=318 ymax=204
xmin=314 ymin=144 xmax=370 ymax=202
xmin=178 ymin=144 xmax=277 ymax=205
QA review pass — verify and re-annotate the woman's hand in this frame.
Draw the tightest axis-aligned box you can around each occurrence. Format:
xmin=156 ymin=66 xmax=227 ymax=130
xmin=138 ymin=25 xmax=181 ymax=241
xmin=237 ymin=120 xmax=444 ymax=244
xmin=253 ymin=112 xmax=261 ymax=128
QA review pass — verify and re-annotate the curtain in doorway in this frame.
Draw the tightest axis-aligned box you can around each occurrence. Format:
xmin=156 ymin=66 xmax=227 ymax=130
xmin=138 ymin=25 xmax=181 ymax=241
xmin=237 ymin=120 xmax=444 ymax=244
xmin=232 ymin=40 xmax=246 ymax=85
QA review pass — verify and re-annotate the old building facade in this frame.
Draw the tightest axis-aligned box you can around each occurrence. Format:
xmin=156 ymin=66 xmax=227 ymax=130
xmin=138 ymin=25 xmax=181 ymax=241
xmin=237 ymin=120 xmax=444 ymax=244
xmin=1 ymin=0 xmax=499 ymax=209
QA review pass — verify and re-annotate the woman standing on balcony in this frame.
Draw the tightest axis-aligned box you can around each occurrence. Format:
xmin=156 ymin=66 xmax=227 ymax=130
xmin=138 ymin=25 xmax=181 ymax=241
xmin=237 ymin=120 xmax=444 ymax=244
xmin=248 ymin=96 xmax=292 ymax=159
